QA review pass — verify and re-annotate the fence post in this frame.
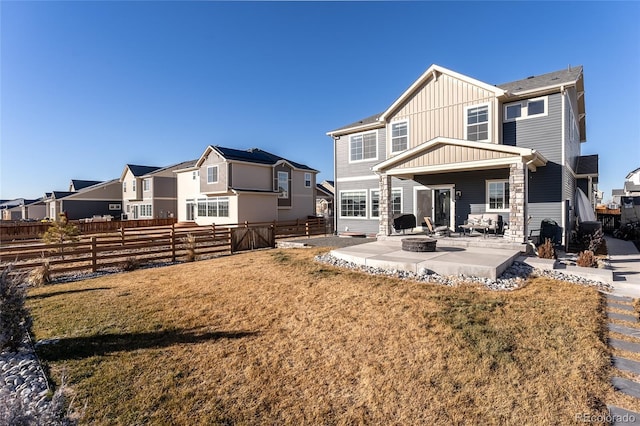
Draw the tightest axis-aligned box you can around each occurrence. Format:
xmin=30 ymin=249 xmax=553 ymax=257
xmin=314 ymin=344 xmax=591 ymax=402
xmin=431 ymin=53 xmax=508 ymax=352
xmin=244 ymin=221 xmax=249 ymax=228
xmin=211 ymin=223 xmax=216 ymax=241
xmin=120 ymin=227 xmax=125 ymax=246
xmin=171 ymin=229 xmax=176 ymax=263
xmin=91 ymin=236 xmax=97 ymax=272
xmin=305 ymin=220 xmax=310 ymax=238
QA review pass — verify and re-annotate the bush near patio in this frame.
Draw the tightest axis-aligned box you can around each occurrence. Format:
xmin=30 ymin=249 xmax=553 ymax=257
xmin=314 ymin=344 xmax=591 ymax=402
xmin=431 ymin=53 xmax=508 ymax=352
xmin=26 ymin=248 xmax=620 ymax=424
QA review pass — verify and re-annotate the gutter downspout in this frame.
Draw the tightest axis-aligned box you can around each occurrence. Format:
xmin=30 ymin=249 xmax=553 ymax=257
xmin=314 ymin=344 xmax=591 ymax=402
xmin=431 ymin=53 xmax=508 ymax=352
xmin=332 ymin=135 xmax=339 ymax=235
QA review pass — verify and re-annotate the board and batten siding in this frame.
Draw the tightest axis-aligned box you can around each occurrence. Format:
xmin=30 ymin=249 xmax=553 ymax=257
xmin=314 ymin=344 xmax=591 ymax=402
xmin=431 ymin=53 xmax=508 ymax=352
xmin=388 ymin=73 xmax=498 ymax=155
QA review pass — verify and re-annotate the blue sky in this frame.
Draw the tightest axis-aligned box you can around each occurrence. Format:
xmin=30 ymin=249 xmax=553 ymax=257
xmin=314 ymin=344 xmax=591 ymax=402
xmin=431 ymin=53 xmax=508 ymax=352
xmin=1 ymin=1 xmax=639 ymax=202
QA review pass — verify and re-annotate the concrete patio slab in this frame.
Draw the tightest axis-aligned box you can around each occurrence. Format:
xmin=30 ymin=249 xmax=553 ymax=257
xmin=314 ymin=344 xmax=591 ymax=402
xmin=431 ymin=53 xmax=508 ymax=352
xmin=612 ymin=377 xmax=640 ymax=399
xmin=613 ymin=356 xmax=640 ymax=375
xmin=609 ymin=295 xmax=635 ymax=303
xmin=330 ymin=240 xmax=521 ymax=280
xmin=610 ymin=302 xmax=637 ymax=312
xmin=607 ymin=406 xmax=640 ymax=425
xmin=609 ymin=311 xmax=639 ymax=323
xmin=609 ymin=323 xmax=640 ymax=340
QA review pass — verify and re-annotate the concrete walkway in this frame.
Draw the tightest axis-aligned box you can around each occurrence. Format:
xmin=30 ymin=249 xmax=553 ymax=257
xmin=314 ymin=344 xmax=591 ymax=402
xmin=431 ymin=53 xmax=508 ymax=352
xmin=606 ymin=236 xmax=640 ymax=299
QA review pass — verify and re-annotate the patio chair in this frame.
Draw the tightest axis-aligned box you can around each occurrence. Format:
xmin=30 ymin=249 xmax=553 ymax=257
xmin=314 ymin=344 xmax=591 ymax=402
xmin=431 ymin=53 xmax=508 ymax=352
xmin=424 ymin=217 xmax=450 ymax=237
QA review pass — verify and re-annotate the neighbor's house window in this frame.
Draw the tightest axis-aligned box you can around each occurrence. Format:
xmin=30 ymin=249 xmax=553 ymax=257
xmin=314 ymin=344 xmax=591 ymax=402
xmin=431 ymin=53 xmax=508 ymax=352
xmin=304 ymin=173 xmax=312 ymax=188
xmin=140 ymin=204 xmax=152 ymax=217
xmin=370 ymin=189 xmax=402 ymax=218
xmin=196 ymin=197 xmax=229 ymax=217
xmin=132 ymin=180 xmax=136 ymax=192
xmin=143 ymin=179 xmax=150 ymax=192
xmin=390 ymin=121 xmax=408 ymax=153
xmin=350 ymin=131 xmax=377 ymax=162
xmin=487 ymin=180 xmax=509 ymax=211
xmin=503 ymin=96 xmax=548 ymax=122
xmin=277 ymin=171 xmax=289 ymax=198
xmin=465 ymin=104 xmax=489 ymax=142
xmin=340 ymin=190 xmax=367 ymax=218
xmin=123 ymin=182 xmax=126 ymax=192
xmin=207 ymin=166 xmax=218 ymax=184
xmin=109 ymin=204 xmax=121 ymax=211
xmin=192 ymin=171 xmax=197 ymax=180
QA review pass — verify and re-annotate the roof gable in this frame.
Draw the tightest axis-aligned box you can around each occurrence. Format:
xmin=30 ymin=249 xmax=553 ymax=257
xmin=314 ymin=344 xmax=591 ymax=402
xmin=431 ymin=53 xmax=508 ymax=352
xmin=196 ymin=145 xmax=316 ymax=172
xmin=70 ymin=179 xmax=103 ymax=191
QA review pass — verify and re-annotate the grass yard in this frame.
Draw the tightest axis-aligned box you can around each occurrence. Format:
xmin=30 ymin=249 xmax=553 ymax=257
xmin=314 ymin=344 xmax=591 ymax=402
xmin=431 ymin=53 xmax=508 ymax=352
xmin=27 ymin=248 xmax=617 ymax=424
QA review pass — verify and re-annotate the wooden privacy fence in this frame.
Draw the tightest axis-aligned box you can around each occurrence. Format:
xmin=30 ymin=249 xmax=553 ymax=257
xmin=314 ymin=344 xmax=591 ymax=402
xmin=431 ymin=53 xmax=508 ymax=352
xmin=0 ymin=217 xmax=327 ymax=277
xmin=0 ymin=218 xmax=178 ymax=241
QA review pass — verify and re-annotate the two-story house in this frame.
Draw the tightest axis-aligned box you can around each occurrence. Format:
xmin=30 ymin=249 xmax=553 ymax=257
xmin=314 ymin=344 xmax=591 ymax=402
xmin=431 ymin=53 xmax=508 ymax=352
xmin=327 ymin=64 xmax=595 ymax=246
xmin=44 ymin=179 xmax=122 ymax=220
xmin=120 ymin=160 xmax=196 ymax=220
xmin=175 ymin=146 xmax=318 ymax=225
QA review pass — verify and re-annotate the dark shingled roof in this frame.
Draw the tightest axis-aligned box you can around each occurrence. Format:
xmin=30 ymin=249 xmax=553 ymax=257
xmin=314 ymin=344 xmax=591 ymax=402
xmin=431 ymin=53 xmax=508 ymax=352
xmin=51 ymin=191 xmax=76 ymax=199
xmin=213 ymin=147 xmax=316 ymax=171
xmin=127 ymin=164 xmax=162 ymax=177
xmin=71 ymin=179 xmax=102 ymax=190
xmin=328 ymin=112 xmax=383 ymax=134
xmin=497 ymin=66 xmax=583 ymax=94
xmin=576 ymin=154 xmax=598 ymax=175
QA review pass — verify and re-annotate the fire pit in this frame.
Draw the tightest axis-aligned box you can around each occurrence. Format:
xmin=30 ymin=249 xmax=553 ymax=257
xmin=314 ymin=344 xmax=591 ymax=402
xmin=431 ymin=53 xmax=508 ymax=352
xmin=401 ymin=237 xmax=437 ymax=252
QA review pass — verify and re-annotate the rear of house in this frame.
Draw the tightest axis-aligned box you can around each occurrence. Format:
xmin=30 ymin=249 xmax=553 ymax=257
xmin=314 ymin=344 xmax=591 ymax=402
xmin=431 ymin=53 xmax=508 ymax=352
xmin=328 ymin=64 xmax=595 ymax=247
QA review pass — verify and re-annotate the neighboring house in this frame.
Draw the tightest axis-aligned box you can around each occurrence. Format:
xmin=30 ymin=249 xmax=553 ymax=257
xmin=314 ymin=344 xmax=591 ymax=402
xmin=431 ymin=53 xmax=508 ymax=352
xmin=120 ymin=160 xmax=196 ymax=220
xmin=175 ymin=146 xmax=317 ymax=225
xmin=44 ymin=179 xmax=122 ymax=220
xmin=612 ymin=167 xmax=640 ymax=205
xmin=315 ymin=180 xmax=334 ymax=219
xmin=69 ymin=179 xmax=102 ymax=192
xmin=327 ymin=64 xmax=594 ymax=246
xmin=0 ymin=198 xmax=46 ymax=221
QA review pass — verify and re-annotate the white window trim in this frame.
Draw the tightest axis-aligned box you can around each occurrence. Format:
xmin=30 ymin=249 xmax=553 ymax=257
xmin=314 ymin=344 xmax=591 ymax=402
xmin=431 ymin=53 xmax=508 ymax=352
xmin=132 ymin=180 xmax=136 ymax=192
xmin=207 ymin=165 xmax=218 ymax=184
xmin=486 ymin=179 xmax=510 ymax=212
xmin=464 ymin=102 xmax=491 ymax=142
xmin=370 ymin=188 xmax=402 ymax=218
xmin=339 ymin=189 xmax=368 ymax=220
xmin=304 ymin=172 xmax=312 ymax=188
xmin=348 ymin=130 xmax=378 ymax=164
xmin=143 ymin=179 xmax=150 ymax=192
xmin=389 ymin=120 xmax=409 ymax=154
xmin=123 ymin=182 xmax=126 ymax=193
xmin=109 ymin=204 xmax=121 ymax=210
xmin=503 ymin=96 xmax=548 ymax=122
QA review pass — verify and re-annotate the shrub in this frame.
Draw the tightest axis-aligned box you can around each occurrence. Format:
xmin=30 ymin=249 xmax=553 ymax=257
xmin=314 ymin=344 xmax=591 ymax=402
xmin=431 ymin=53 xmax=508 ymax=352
xmin=185 ymin=233 xmax=197 ymax=262
xmin=537 ymin=238 xmax=555 ymax=259
xmin=28 ymin=257 xmax=51 ymax=286
xmin=121 ymin=257 xmax=140 ymax=272
xmin=582 ymin=228 xmax=606 ymax=254
xmin=576 ymin=250 xmax=598 ymax=268
xmin=0 ymin=267 xmax=32 ymax=352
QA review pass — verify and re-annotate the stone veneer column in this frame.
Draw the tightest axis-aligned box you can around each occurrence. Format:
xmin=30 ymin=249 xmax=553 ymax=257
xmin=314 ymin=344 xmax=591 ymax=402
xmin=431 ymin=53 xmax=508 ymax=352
xmin=378 ymin=174 xmax=393 ymax=237
xmin=508 ymin=161 xmax=527 ymax=243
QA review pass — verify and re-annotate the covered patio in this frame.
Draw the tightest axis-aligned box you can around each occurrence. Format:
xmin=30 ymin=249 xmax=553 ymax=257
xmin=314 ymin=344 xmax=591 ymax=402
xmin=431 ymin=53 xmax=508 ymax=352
xmin=372 ymin=137 xmax=547 ymax=244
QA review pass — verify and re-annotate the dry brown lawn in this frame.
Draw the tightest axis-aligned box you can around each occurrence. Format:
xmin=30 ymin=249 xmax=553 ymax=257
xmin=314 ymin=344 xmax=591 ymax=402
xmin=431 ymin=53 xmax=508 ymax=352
xmin=27 ymin=248 xmax=615 ymax=425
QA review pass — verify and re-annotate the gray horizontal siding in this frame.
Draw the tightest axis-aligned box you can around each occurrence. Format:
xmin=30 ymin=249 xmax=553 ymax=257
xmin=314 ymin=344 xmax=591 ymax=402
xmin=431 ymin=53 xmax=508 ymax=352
xmin=528 ymin=202 xmax=563 ymax=240
xmin=335 ymin=128 xmax=386 ymax=179
xmin=502 ymin=93 xmax=562 ymax=163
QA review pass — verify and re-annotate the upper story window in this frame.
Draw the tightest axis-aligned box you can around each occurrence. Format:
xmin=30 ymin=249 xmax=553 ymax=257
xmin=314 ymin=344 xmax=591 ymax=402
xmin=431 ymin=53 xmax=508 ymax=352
xmin=207 ymin=166 xmax=218 ymax=184
xmin=277 ymin=171 xmax=289 ymax=198
xmin=465 ymin=104 xmax=489 ymax=142
xmin=132 ymin=180 xmax=136 ymax=192
xmin=192 ymin=171 xmax=197 ymax=180
xmin=123 ymin=182 xmax=126 ymax=192
xmin=304 ymin=173 xmax=312 ymax=188
xmin=143 ymin=179 xmax=150 ymax=192
xmin=390 ymin=121 xmax=408 ymax=153
xmin=350 ymin=131 xmax=377 ymax=162
xmin=503 ymin=96 xmax=548 ymax=122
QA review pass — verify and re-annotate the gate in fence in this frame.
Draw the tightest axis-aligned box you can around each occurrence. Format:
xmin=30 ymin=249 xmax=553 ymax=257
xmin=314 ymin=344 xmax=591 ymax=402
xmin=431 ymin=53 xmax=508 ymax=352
xmin=231 ymin=226 xmax=275 ymax=252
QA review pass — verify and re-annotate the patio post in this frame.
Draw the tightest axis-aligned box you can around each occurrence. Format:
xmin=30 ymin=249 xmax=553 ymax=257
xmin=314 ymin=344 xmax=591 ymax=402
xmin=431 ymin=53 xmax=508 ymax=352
xmin=378 ymin=173 xmax=392 ymax=237
xmin=509 ymin=160 xmax=527 ymax=243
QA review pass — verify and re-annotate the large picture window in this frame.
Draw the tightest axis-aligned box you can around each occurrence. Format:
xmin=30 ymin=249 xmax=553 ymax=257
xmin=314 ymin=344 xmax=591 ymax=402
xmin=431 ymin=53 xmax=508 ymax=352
xmin=391 ymin=121 xmax=408 ymax=153
xmin=466 ymin=104 xmax=489 ymax=142
xmin=340 ymin=191 xmax=367 ymax=218
xmin=196 ymin=197 xmax=230 ymax=217
xmin=371 ymin=189 xmax=402 ymax=218
xmin=487 ymin=180 xmax=509 ymax=211
xmin=350 ymin=132 xmax=377 ymax=162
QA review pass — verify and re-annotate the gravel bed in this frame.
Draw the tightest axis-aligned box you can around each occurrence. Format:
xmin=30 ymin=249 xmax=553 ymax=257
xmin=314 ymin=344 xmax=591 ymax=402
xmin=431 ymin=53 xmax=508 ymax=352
xmin=315 ymin=253 xmax=613 ymax=292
